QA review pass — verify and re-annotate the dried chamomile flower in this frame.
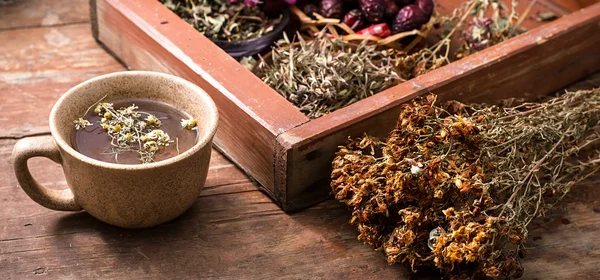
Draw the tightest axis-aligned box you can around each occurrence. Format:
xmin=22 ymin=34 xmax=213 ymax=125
xmin=73 ymin=118 xmax=92 ymax=130
xmin=111 ymin=124 xmax=122 ymax=133
xmin=74 ymin=98 xmax=175 ymax=164
xmin=104 ymin=111 xmax=113 ymax=120
xmin=146 ymin=115 xmax=161 ymax=127
xmin=143 ymin=141 xmax=159 ymax=152
xmin=180 ymin=118 xmax=197 ymax=130
xmin=94 ymin=104 xmax=103 ymax=114
xmin=94 ymin=102 xmax=113 ymax=115
xmin=124 ymin=133 xmax=135 ymax=142
xmin=145 ymin=129 xmax=173 ymax=146
xmin=118 ymin=104 xmax=140 ymax=117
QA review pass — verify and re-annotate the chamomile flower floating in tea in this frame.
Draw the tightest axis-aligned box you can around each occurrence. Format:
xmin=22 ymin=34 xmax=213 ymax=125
xmin=73 ymin=99 xmax=199 ymax=164
xmin=180 ymin=118 xmax=198 ymax=130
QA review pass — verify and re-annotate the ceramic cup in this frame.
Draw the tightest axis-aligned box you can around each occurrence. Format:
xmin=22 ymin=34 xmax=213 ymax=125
xmin=12 ymin=71 xmax=218 ymax=228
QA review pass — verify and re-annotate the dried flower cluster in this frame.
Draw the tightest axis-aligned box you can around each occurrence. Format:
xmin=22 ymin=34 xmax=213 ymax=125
xmin=256 ymin=32 xmax=400 ymax=118
xmin=161 ymin=0 xmax=283 ymax=41
xmin=399 ymin=0 xmax=529 ymax=77
xmin=453 ymin=0 xmax=526 ymax=59
xmin=74 ymin=102 xmax=197 ymax=163
xmin=331 ymin=89 xmax=600 ymax=279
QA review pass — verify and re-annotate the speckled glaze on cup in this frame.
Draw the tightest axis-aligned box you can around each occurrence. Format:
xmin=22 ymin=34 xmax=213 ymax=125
xmin=12 ymin=71 xmax=218 ymax=228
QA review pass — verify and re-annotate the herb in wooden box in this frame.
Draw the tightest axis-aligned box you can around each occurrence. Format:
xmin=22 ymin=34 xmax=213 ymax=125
xmin=259 ymin=0 xmax=531 ymax=118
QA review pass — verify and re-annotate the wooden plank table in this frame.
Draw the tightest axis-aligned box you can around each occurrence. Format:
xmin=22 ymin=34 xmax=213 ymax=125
xmin=1 ymin=1 xmax=599 ymax=279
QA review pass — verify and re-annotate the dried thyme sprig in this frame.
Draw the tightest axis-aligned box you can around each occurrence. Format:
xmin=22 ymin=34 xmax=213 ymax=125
xmin=257 ymin=31 xmax=401 ymax=118
xmin=331 ymin=88 xmax=600 ymax=279
xmin=160 ymin=0 xmax=282 ymax=41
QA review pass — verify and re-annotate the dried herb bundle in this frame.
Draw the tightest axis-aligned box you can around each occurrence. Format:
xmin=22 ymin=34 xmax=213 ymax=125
xmin=256 ymin=32 xmax=400 ymax=118
xmin=331 ymin=89 xmax=600 ymax=279
xmin=161 ymin=0 xmax=283 ymax=41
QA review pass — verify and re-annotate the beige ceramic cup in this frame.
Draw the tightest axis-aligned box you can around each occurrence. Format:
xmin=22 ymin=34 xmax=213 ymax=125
xmin=12 ymin=71 xmax=218 ymax=228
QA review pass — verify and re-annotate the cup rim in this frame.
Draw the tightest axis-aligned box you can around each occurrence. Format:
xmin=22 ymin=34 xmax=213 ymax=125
xmin=49 ymin=71 xmax=219 ymax=170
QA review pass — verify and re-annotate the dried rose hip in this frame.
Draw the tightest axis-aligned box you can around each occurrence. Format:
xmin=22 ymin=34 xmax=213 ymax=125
xmin=303 ymin=3 xmax=319 ymax=17
xmin=262 ymin=0 xmax=290 ymax=16
xmin=343 ymin=9 xmax=367 ymax=31
xmin=416 ymin=0 xmax=433 ymax=16
xmin=391 ymin=0 xmax=431 ymax=34
xmin=359 ymin=0 xmax=385 ymax=23
xmin=382 ymin=0 xmax=399 ymax=19
xmin=395 ymin=0 xmax=413 ymax=6
xmin=320 ymin=0 xmax=344 ymax=18
xmin=357 ymin=23 xmax=391 ymax=38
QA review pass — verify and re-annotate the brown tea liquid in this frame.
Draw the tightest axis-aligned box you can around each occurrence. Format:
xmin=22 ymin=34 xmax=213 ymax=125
xmin=72 ymin=99 xmax=198 ymax=164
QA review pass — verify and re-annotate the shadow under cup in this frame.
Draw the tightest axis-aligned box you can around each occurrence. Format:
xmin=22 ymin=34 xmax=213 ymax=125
xmin=48 ymin=71 xmax=219 ymax=228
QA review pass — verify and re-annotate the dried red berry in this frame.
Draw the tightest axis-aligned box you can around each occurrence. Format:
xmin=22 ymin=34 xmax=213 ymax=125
xmin=394 ymin=0 xmax=413 ymax=6
xmin=382 ymin=0 xmax=399 ymax=19
xmin=262 ymin=0 xmax=290 ymax=16
xmin=416 ymin=0 xmax=433 ymax=16
xmin=303 ymin=3 xmax=319 ymax=18
xmin=359 ymin=0 xmax=385 ymax=23
xmin=320 ymin=0 xmax=344 ymax=18
xmin=357 ymin=23 xmax=391 ymax=38
xmin=343 ymin=9 xmax=367 ymax=31
xmin=392 ymin=3 xmax=428 ymax=34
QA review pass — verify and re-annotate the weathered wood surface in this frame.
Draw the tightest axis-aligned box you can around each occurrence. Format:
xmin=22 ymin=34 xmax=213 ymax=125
xmin=553 ymin=0 xmax=598 ymax=11
xmin=1 ymin=0 xmax=600 ymax=279
xmin=1 ymin=136 xmax=600 ymax=280
xmin=0 ymin=23 xmax=123 ymax=138
xmin=0 ymin=0 xmax=89 ymax=31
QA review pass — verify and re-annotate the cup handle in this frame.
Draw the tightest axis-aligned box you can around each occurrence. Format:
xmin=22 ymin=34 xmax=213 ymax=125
xmin=12 ymin=135 xmax=82 ymax=211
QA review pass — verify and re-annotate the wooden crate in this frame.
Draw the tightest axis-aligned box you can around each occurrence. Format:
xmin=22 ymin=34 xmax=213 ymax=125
xmin=90 ymin=0 xmax=600 ymax=211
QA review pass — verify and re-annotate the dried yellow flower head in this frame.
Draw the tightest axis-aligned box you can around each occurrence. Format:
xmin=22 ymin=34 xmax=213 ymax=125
xmin=73 ymin=118 xmax=91 ymax=130
xmin=180 ymin=118 xmax=197 ymax=130
xmin=331 ymin=89 xmax=600 ymax=279
xmin=145 ymin=115 xmax=161 ymax=126
xmin=111 ymin=124 xmax=122 ymax=132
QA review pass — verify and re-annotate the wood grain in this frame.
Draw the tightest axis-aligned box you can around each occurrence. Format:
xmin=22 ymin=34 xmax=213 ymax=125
xmin=92 ymin=0 xmax=309 ymax=194
xmin=0 ymin=24 xmax=123 ymax=138
xmin=1 ymin=136 xmax=599 ymax=279
xmin=2 ymin=1 xmax=600 ymax=277
xmin=0 ymin=139 xmax=410 ymax=280
xmin=0 ymin=0 xmax=89 ymax=30
xmin=553 ymin=0 xmax=600 ymax=11
xmin=276 ymin=2 xmax=600 ymax=211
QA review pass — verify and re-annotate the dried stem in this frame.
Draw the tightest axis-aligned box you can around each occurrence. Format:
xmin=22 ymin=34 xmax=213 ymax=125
xmin=331 ymin=88 xmax=600 ymax=279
